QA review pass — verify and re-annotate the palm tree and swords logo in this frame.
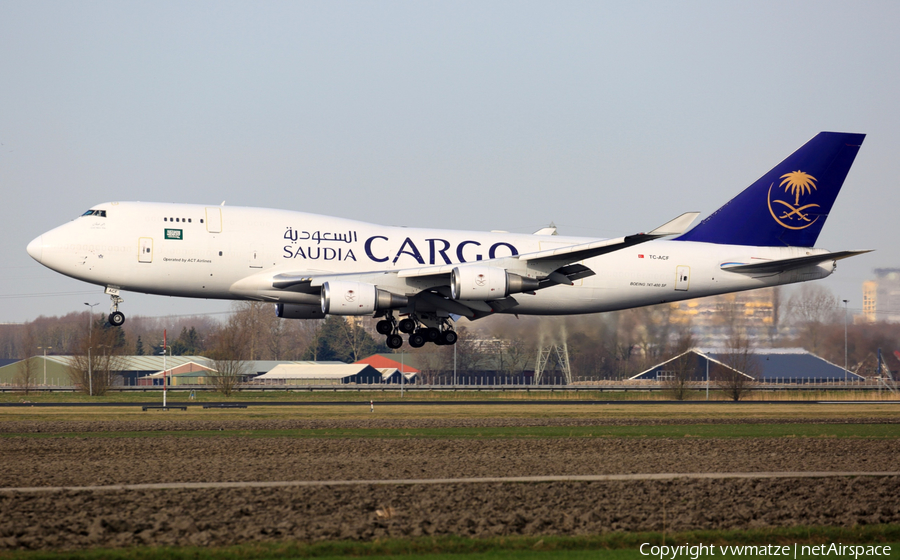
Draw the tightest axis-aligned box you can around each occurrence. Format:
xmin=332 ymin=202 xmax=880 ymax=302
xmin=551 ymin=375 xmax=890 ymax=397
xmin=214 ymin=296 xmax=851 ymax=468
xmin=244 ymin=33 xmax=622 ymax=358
xmin=767 ymin=170 xmax=820 ymax=230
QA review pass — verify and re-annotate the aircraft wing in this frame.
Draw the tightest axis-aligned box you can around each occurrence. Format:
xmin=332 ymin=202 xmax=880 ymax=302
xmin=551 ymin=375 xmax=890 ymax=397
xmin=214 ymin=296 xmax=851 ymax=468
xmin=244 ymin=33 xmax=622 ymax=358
xmin=395 ymin=212 xmax=700 ymax=283
xmin=720 ymin=250 xmax=872 ymax=274
xmin=518 ymin=212 xmax=700 ymax=265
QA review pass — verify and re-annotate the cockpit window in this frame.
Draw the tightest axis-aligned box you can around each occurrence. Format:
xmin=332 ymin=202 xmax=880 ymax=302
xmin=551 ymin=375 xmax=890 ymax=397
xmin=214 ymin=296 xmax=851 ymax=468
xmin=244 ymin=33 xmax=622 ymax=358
xmin=81 ymin=209 xmax=107 ymax=218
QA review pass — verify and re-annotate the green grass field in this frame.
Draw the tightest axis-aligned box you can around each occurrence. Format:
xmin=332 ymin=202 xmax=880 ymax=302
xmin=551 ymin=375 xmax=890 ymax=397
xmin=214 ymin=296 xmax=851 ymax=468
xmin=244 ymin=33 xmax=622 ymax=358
xmin=2 ymin=401 xmax=899 ymax=425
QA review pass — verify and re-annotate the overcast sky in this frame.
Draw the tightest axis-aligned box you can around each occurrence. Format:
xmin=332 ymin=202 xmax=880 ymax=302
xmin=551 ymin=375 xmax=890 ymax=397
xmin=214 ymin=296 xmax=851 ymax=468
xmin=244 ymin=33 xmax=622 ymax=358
xmin=1 ymin=1 xmax=898 ymax=324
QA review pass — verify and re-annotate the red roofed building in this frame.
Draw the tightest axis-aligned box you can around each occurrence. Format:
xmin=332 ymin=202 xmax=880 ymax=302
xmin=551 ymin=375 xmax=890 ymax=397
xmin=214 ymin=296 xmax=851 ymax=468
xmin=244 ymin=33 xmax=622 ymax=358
xmin=355 ymin=354 xmax=419 ymax=375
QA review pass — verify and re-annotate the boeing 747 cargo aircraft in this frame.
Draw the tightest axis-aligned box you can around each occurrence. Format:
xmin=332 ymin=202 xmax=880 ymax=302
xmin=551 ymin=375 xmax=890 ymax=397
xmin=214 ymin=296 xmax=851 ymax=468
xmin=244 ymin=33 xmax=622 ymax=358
xmin=26 ymin=132 xmax=869 ymax=349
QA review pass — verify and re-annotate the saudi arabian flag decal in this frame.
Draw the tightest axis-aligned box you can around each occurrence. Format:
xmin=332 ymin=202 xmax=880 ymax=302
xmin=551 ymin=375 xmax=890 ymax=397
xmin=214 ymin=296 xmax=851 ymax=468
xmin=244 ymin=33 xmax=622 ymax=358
xmin=165 ymin=229 xmax=183 ymax=240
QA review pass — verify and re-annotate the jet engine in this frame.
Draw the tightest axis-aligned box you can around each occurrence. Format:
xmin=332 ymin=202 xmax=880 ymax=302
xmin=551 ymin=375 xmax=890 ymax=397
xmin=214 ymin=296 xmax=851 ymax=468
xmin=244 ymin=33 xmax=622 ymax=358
xmin=451 ymin=266 xmax=540 ymax=300
xmin=275 ymin=303 xmax=326 ymax=320
xmin=321 ymin=281 xmax=409 ymax=315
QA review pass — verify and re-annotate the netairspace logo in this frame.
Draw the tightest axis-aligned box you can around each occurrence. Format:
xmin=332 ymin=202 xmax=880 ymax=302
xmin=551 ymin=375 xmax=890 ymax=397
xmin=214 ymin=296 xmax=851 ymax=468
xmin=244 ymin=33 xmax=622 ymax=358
xmin=639 ymin=543 xmax=893 ymax=559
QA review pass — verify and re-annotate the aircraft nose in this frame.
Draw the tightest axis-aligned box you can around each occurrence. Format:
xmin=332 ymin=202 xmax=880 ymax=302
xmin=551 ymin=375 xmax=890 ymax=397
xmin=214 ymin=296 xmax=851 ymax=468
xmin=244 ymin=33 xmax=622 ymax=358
xmin=26 ymin=235 xmax=43 ymax=263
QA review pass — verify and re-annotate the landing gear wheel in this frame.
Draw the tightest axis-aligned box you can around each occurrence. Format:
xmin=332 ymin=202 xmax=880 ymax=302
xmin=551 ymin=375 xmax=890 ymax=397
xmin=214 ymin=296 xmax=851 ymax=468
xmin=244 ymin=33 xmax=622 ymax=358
xmin=107 ymin=291 xmax=125 ymax=328
xmin=386 ymin=334 xmax=403 ymax=349
xmin=398 ymin=318 xmax=416 ymax=333
xmin=423 ymin=328 xmax=441 ymax=342
xmin=109 ymin=311 xmax=125 ymax=327
xmin=439 ymin=330 xmax=458 ymax=345
xmin=408 ymin=332 xmax=426 ymax=348
xmin=376 ymin=320 xmax=393 ymax=335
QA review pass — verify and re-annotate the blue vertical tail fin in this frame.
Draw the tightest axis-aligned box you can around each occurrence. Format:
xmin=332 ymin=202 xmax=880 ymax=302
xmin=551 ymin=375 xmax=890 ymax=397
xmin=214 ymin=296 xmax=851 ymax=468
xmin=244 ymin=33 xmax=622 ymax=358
xmin=676 ymin=132 xmax=865 ymax=247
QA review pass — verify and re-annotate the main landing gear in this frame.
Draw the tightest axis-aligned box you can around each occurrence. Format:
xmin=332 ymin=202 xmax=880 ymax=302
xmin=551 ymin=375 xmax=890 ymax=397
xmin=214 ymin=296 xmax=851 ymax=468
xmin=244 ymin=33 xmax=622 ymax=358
xmin=106 ymin=288 xmax=126 ymax=327
xmin=376 ymin=312 xmax=457 ymax=349
xmin=375 ymin=315 xmax=404 ymax=349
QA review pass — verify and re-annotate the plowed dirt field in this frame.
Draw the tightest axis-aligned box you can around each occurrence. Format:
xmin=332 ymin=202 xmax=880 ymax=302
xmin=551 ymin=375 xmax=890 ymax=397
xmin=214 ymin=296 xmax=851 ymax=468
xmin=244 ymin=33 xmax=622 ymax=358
xmin=1 ymin=414 xmax=898 ymax=551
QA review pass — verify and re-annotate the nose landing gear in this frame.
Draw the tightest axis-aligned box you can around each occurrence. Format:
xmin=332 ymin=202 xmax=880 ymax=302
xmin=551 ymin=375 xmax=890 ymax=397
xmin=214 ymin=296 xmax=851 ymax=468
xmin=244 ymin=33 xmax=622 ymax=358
xmin=109 ymin=310 xmax=125 ymax=327
xmin=105 ymin=288 xmax=125 ymax=327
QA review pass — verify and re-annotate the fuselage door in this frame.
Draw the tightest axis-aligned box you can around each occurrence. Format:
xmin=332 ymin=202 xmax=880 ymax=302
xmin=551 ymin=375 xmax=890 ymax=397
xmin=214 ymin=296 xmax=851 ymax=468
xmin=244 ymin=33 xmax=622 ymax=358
xmin=249 ymin=248 xmax=263 ymax=268
xmin=674 ymin=265 xmax=690 ymax=291
xmin=205 ymin=208 xmax=222 ymax=233
xmin=139 ymin=237 xmax=153 ymax=263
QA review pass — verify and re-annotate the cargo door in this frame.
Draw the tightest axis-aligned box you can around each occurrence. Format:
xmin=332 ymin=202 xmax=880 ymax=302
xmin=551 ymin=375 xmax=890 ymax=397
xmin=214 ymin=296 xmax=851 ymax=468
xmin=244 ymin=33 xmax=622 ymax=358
xmin=205 ymin=207 xmax=222 ymax=233
xmin=138 ymin=237 xmax=153 ymax=263
xmin=674 ymin=265 xmax=690 ymax=291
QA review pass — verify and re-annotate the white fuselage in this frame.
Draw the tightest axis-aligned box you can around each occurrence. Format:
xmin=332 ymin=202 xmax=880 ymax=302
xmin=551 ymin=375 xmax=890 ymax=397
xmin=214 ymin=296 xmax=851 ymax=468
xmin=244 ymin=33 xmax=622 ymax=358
xmin=28 ymin=201 xmax=834 ymax=315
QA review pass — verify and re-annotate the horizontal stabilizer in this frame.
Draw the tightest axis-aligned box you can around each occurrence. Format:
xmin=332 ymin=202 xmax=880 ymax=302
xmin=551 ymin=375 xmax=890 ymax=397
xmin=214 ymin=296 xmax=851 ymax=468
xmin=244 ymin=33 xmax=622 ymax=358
xmin=721 ymin=250 xmax=872 ymax=274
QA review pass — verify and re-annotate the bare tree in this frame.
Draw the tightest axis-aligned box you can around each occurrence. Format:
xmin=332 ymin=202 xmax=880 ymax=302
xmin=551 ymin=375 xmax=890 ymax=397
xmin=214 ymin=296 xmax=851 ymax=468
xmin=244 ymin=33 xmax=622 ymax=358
xmin=205 ymin=311 xmax=251 ymax=396
xmin=609 ymin=305 xmax=682 ymax=379
xmin=715 ymin=294 xmax=743 ymax=339
xmin=227 ymin=301 xmax=325 ymax=361
xmin=206 ymin=355 xmax=249 ymax=396
xmin=230 ymin=301 xmax=311 ymax=361
xmin=501 ymin=337 xmax=531 ymax=381
xmin=634 ymin=304 xmax=678 ymax=365
xmin=715 ymin=333 xmax=760 ymax=401
xmin=415 ymin=348 xmax=450 ymax=385
xmin=663 ymin=327 xmax=696 ymax=401
xmin=14 ymin=326 xmax=38 ymax=394
xmin=68 ymin=348 xmax=125 ymax=396
xmin=788 ymin=284 xmax=839 ymax=355
xmin=444 ymin=327 xmax=486 ymax=380
xmin=68 ymin=349 xmax=124 ymax=396
xmin=67 ymin=318 xmax=126 ymax=396
xmin=125 ymin=313 xmax=219 ymax=356
xmin=305 ymin=320 xmax=324 ymax=361
xmin=768 ymin=286 xmax=783 ymax=344
xmin=336 ymin=317 xmax=374 ymax=363
xmin=229 ymin=302 xmax=268 ymax=360
xmin=265 ymin=310 xmax=287 ymax=360
xmin=14 ymin=358 xmax=38 ymax=395
xmin=283 ymin=318 xmax=323 ymax=361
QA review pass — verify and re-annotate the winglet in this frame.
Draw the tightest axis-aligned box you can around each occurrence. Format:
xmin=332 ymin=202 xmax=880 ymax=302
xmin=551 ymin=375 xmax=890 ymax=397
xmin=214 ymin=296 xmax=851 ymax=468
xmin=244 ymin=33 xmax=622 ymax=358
xmin=648 ymin=212 xmax=700 ymax=236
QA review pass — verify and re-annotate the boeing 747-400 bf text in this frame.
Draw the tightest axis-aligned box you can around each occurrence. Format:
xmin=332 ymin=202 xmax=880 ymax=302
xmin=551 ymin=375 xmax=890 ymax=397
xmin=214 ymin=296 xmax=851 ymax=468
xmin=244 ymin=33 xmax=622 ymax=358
xmin=27 ymin=132 xmax=870 ymax=349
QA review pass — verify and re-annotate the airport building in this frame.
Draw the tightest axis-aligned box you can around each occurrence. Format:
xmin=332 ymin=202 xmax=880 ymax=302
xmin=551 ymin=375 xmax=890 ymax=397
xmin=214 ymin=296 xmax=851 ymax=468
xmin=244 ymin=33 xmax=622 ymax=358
xmin=0 ymin=355 xmax=416 ymax=388
xmin=631 ymin=348 xmax=864 ymax=384
xmin=253 ymin=363 xmax=410 ymax=385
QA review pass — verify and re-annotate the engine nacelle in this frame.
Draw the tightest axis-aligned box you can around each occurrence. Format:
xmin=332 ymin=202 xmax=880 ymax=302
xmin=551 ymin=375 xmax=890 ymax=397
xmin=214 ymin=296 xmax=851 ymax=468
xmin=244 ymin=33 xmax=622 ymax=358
xmin=275 ymin=303 xmax=325 ymax=320
xmin=321 ymin=281 xmax=408 ymax=316
xmin=450 ymin=266 xmax=540 ymax=300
